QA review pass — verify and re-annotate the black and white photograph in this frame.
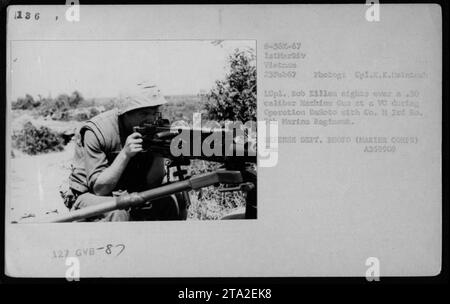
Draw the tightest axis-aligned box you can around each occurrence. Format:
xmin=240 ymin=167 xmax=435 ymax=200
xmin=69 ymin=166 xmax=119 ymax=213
xmin=3 ymin=4 xmax=443 ymax=281
xmin=9 ymin=40 xmax=257 ymax=223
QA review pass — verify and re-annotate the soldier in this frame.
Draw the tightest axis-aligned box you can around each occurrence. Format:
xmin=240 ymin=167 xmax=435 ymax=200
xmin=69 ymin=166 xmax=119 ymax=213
xmin=63 ymin=83 xmax=185 ymax=221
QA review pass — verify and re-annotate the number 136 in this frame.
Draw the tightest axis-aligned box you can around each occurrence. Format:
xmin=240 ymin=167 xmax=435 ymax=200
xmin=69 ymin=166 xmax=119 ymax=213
xmin=14 ymin=11 xmax=40 ymax=20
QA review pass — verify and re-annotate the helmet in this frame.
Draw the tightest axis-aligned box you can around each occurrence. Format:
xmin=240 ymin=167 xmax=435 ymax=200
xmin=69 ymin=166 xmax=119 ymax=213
xmin=117 ymin=82 xmax=167 ymax=115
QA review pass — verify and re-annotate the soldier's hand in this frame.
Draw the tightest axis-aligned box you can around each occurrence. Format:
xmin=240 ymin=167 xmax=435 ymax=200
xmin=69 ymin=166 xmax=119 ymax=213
xmin=123 ymin=132 xmax=143 ymax=158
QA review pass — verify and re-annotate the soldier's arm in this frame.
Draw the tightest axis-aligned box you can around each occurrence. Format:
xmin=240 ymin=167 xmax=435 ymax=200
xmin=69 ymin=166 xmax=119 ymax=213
xmin=84 ymin=131 xmax=142 ymax=196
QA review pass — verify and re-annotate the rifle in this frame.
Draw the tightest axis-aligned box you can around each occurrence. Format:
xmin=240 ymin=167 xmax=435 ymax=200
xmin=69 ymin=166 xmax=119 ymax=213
xmin=32 ymin=115 xmax=257 ymax=223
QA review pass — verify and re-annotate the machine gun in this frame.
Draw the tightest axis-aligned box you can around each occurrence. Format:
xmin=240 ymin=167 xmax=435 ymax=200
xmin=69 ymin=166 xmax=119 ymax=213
xmin=133 ymin=114 xmax=256 ymax=164
xmin=32 ymin=114 xmax=257 ymax=223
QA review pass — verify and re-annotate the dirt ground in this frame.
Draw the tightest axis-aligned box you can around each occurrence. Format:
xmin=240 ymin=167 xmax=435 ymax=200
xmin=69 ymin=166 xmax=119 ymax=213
xmin=9 ymin=142 xmax=74 ymax=222
xmin=9 ymin=115 xmax=81 ymax=222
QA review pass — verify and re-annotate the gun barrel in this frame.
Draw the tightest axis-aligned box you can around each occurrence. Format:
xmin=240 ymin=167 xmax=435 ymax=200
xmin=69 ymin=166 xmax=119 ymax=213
xmin=29 ymin=171 xmax=242 ymax=223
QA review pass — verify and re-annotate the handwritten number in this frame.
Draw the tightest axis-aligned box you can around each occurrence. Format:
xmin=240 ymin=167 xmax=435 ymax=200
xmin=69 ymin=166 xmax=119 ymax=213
xmin=115 ymin=244 xmax=125 ymax=256
xmin=53 ymin=244 xmax=125 ymax=258
xmin=25 ymin=12 xmax=31 ymax=19
xmin=35 ymin=13 xmax=40 ymax=20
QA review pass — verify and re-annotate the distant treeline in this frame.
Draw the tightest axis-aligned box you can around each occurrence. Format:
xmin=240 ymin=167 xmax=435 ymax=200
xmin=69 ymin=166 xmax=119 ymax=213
xmin=12 ymin=91 xmax=209 ymax=123
xmin=12 ymin=91 xmax=109 ymax=121
xmin=13 ymin=91 xmax=85 ymax=111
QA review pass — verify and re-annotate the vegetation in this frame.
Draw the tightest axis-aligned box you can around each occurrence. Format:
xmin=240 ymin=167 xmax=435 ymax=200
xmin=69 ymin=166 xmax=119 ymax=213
xmin=205 ymin=48 xmax=256 ymax=122
xmin=185 ymin=160 xmax=245 ymax=220
xmin=12 ymin=91 xmax=104 ymax=122
xmin=12 ymin=122 xmax=65 ymax=155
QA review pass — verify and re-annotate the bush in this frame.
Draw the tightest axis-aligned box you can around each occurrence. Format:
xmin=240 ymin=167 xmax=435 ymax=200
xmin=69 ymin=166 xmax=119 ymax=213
xmin=12 ymin=94 xmax=39 ymax=110
xmin=89 ymin=107 xmax=100 ymax=117
xmin=52 ymin=108 xmax=70 ymax=121
xmin=12 ymin=122 xmax=65 ymax=155
xmin=68 ymin=91 xmax=83 ymax=108
xmin=70 ymin=107 xmax=102 ymax=121
xmin=74 ymin=111 xmax=89 ymax=121
xmin=205 ymin=48 xmax=256 ymax=122
xmin=29 ymin=91 xmax=86 ymax=120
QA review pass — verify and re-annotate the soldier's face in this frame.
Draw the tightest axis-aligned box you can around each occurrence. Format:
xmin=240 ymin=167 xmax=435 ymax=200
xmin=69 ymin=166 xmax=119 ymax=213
xmin=124 ymin=107 xmax=160 ymax=127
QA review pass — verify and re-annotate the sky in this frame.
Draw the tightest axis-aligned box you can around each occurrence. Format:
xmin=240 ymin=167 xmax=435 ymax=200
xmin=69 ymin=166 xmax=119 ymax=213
xmin=10 ymin=40 xmax=254 ymax=100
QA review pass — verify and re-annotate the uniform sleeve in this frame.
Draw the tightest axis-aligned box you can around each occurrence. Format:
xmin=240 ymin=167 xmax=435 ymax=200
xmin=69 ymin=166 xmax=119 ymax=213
xmin=83 ymin=130 xmax=109 ymax=191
